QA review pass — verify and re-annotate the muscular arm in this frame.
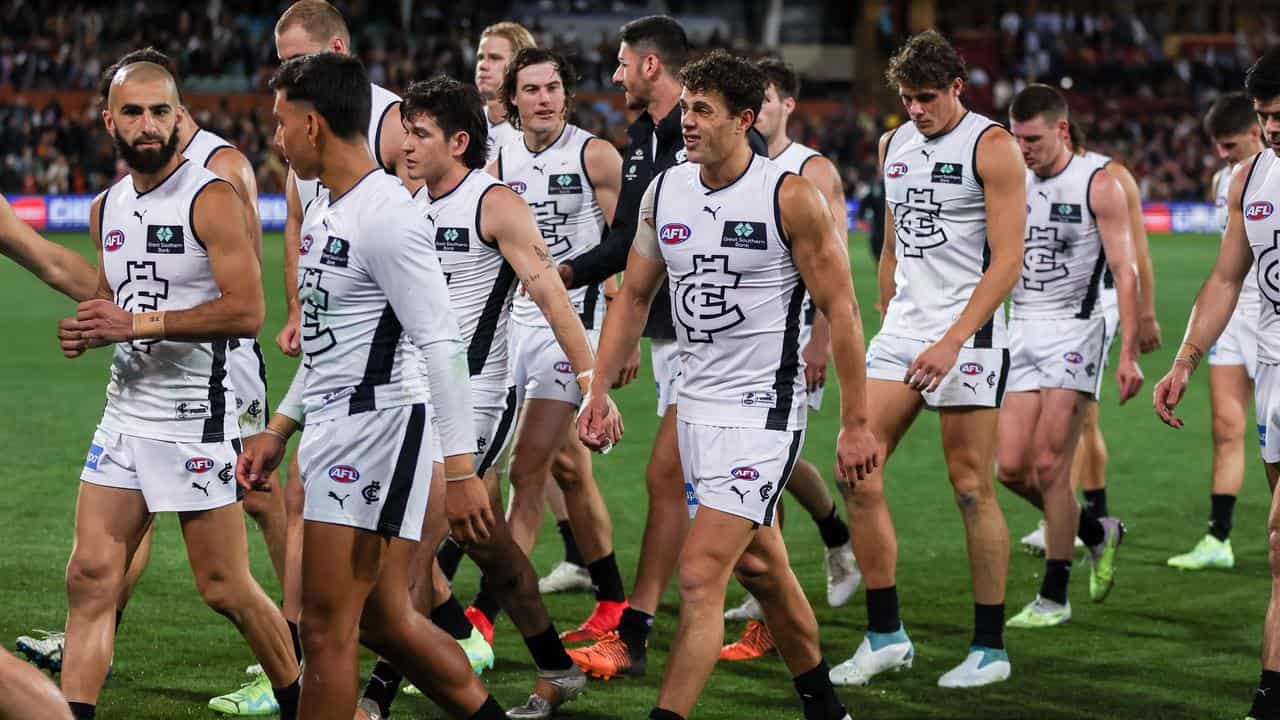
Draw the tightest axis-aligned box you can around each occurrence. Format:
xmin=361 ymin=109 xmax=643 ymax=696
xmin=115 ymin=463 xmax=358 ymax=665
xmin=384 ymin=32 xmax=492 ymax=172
xmin=206 ymin=147 xmax=262 ymax=263
xmin=876 ymin=130 xmax=898 ymax=313
xmin=484 ymin=186 xmax=596 ymax=378
xmin=0 ymin=193 xmax=99 ymax=301
xmin=1107 ymin=161 xmax=1159 ymax=348
xmin=1179 ymin=161 xmax=1255 ymax=356
xmin=1093 ymin=170 xmax=1138 ymax=357
xmin=584 ymin=138 xmax=623 ymax=226
xmin=799 ymin=154 xmax=846 ymax=382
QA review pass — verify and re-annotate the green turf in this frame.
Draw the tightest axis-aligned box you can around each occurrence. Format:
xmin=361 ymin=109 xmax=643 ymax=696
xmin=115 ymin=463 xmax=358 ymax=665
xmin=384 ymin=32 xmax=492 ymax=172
xmin=0 ymin=231 xmax=1266 ymax=719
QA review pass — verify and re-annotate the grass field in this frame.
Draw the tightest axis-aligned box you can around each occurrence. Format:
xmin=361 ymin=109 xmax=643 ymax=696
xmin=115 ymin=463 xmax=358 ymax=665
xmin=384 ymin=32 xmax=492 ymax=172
xmin=0 ymin=231 xmax=1267 ymax=719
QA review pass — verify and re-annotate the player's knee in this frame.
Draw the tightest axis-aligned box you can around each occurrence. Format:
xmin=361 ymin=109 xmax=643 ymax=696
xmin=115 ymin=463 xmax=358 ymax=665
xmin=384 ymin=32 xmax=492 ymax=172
xmin=1212 ymin=412 xmax=1246 ymax=446
xmin=193 ymin=570 xmax=242 ymax=616
xmin=1031 ymin=451 xmax=1069 ymax=490
xmin=995 ymin=457 xmax=1029 ymax=492
xmin=507 ymin=457 xmax=549 ymax=496
xmin=677 ymin=556 xmax=724 ymax=606
xmin=949 ymin=470 xmax=989 ymax=511
xmin=65 ymin=553 xmax=121 ymax=602
xmin=732 ymin=553 xmax=771 ymax=595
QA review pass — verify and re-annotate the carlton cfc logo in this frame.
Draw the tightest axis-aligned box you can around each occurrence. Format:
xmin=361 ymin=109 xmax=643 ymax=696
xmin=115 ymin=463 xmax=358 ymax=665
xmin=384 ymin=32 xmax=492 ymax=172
xmin=329 ymin=465 xmax=360 ymax=483
xmin=731 ymin=466 xmax=760 ymax=481
xmin=1247 ymin=201 xmax=1275 ymax=220
xmin=659 ymin=223 xmax=691 ymax=244
xmin=507 ymin=181 xmax=527 ymax=194
xmin=104 ymin=230 xmax=125 ymax=252
xmin=886 ymin=162 xmax=908 ymax=178
xmin=959 ymin=362 xmax=984 ymax=375
xmin=186 ymin=457 xmax=216 ymax=473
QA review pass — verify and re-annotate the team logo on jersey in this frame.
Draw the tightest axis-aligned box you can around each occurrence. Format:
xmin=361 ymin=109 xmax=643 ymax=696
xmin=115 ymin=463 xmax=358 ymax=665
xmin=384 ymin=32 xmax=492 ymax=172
xmin=300 ymin=234 xmax=314 ymax=255
xmin=175 ymin=400 xmax=211 ymax=420
xmin=507 ymin=181 xmax=527 ymax=194
xmin=218 ymin=463 xmax=234 ymax=485
xmin=146 ymin=224 xmax=184 ymax=254
xmin=435 ymin=227 xmax=470 ymax=253
xmin=362 ymin=480 xmax=382 ymax=504
xmin=959 ymin=363 xmax=984 ymax=376
xmin=759 ymin=482 xmax=774 ymax=502
xmin=104 ymin=230 xmax=126 ymax=252
xmin=1247 ymin=201 xmax=1275 ymax=220
xmin=1255 ymin=230 xmax=1280 ymax=314
xmin=1022 ymin=227 xmax=1070 ymax=290
xmin=117 ymin=261 xmax=170 ymax=353
xmin=329 ymin=465 xmax=360 ymax=483
xmin=731 ymin=466 xmax=761 ymax=482
xmin=674 ymin=254 xmax=746 ymax=342
xmin=886 ymin=162 xmax=908 ymax=179
xmin=1049 ymin=203 xmax=1083 ymax=224
xmin=530 ymin=201 xmax=573 ymax=257
xmin=1064 ymin=351 xmax=1084 ymax=365
xmin=548 ymin=173 xmax=583 ymax=195
xmin=85 ymin=443 xmax=104 ymax=470
xmin=186 ymin=457 xmax=216 ymax=473
xmin=320 ymin=236 xmax=351 ymax=268
xmin=931 ymin=162 xmax=963 ymax=185
xmin=298 ymin=269 xmax=338 ymax=367
xmin=720 ymin=221 xmax=768 ymax=251
xmin=675 ymin=149 xmax=688 ymax=163
xmin=660 ymin=223 xmax=692 ymax=245
xmin=893 ymin=188 xmax=948 ymax=257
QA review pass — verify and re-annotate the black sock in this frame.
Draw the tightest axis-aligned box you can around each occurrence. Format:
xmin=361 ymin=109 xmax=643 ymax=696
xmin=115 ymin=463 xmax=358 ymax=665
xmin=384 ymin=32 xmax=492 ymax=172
xmin=558 ymin=520 xmax=586 ymax=567
xmin=649 ymin=710 xmax=685 ymax=720
xmin=973 ymin=603 xmax=1005 ymax=650
xmin=523 ymin=625 xmax=573 ymax=671
xmin=472 ymin=576 xmax=502 ymax=623
xmin=814 ymin=503 xmax=851 ymax=549
xmin=438 ymin=537 xmax=465 ymax=581
xmin=287 ymin=619 xmax=303 ymax=662
xmin=467 ymin=695 xmax=506 ymax=720
xmin=1082 ymin=488 xmax=1108 ymax=519
xmin=114 ymin=609 xmax=124 ymax=632
xmin=618 ymin=607 xmax=654 ymax=651
xmin=1209 ymin=493 xmax=1237 ymax=541
xmin=1251 ymin=669 xmax=1280 ymax=718
xmin=1039 ymin=559 xmax=1072 ymax=606
xmin=1077 ymin=509 xmax=1106 ymax=547
xmin=431 ymin=594 xmax=475 ymax=641
xmin=793 ymin=659 xmax=847 ymax=720
xmin=362 ymin=659 xmax=404 ymax=717
xmin=866 ymin=585 xmax=901 ymax=634
xmin=587 ymin=552 xmax=626 ymax=603
xmin=68 ymin=702 xmax=96 ymax=720
xmin=273 ymin=678 xmax=300 ymax=720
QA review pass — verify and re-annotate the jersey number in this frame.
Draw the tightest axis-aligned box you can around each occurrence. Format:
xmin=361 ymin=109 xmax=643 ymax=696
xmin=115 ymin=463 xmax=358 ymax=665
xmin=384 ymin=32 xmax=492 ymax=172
xmin=298 ymin=268 xmax=338 ymax=367
xmin=116 ymin=261 xmax=170 ymax=353
xmin=673 ymin=254 xmax=746 ymax=343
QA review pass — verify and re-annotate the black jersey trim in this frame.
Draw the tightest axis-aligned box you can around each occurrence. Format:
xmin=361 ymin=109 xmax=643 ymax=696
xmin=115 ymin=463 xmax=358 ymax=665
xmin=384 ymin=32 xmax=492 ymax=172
xmin=377 ymin=402 xmax=426 ymax=536
xmin=329 ymin=168 xmax=382 ymax=207
xmin=373 ymin=100 xmax=400 ymax=170
xmin=201 ymin=340 xmax=230 ymax=443
xmin=252 ymin=339 xmax=270 ymax=417
xmin=653 ymin=168 xmax=669 ymax=215
xmin=882 ymin=126 xmax=902 ymax=161
xmin=1076 ymin=250 xmax=1108 ymax=319
xmin=580 ymin=137 xmax=598 ymax=194
xmin=700 ymin=154 xmax=756 ymax=195
xmin=1084 ymin=166 xmax=1104 ymax=219
xmin=189 ymin=178 xmax=231 ymax=251
xmin=203 ymin=144 xmax=235 ymax=169
xmin=769 ymin=140 xmax=794 ymax=161
xmin=496 ymin=148 xmax=504 ymax=180
xmin=579 ymin=281 xmax=601 ymax=331
xmin=774 ymin=171 xmax=795 ymax=249
xmin=429 ymin=169 xmax=473 ymax=203
xmin=922 ymin=109 xmax=971 ymax=143
xmin=765 ymin=284 xmax=806 ymax=431
xmin=134 ymin=159 xmax=190 ymax=199
xmin=524 ymin=123 xmax=568 ymax=157
xmin=96 ymin=186 xmax=111 ymax=248
xmin=1242 ymin=151 xmax=1265 ymax=214
xmin=971 ymin=123 xmax=1000 ymax=188
xmin=476 ymin=386 xmax=517 ymax=476
xmin=468 ymin=261 xmax=517 ymax=375
xmin=475 ymin=182 xmax=503 ymax=249
xmin=350 ymin=303 xmax=404 ymax=414
xmin=762 ymin=429 xmax=805 ymax=525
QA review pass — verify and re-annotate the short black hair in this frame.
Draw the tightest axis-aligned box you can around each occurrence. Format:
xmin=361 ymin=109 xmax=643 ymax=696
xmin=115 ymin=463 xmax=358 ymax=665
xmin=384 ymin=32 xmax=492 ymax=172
xmin=1205 ymin=92 xmax=1258 ymax=139
xmin=100 ymin=47 xmax=177 ymax=104
xmin=502 ymin=48 xmax=577 ymax=131
xmin=402 ymin=76 xmax=488 ymax=170
xmin=1009 ymin=83 xmax=1069 ymax=123
xmin=757 ymin=57 xmax=800 ymax=101
xmin=270 ymin=52 xmax=369 ymax=140
xmin=679 ymin=49 xmax=766 ymax=118
xmin=1246 ymin=48 xmax=1280 ymax=103
xmin=619 ymin=15 xmax=689 ymax=74
xmin=886 ymin=30 xmax=967 ymax=90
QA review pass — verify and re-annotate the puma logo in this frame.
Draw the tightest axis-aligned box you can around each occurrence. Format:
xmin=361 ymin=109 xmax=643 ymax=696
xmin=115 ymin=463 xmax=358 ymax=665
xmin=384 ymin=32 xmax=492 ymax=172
xmin=1037 ymin=190 xmax=1049 ymax=201
xmin=554 ymin=378 xmax=571 ymax=391
xmin=921 ymin=149 xmax=934 ymax=161
xmin=191 ymin=481 xmax=210 ymax=496
xmin=702 ymin=205 xmax=720 ymax=220
xmin=532 ymin=164 xmax=545 ymax=175
xmin=1065 ymin=369 xmax=1077 ymax=378
xmin=730 ymin=485 xmax=748 ymax=503
xmin=425 ymin=213 xmax=437 ymax=229
xmin=329 ymin=491 xmax=349 ymax=509
xmin=133 ymin=209 xmax=146 ymax=223
xmin=962 ymin=381 xmax=979 ymax=394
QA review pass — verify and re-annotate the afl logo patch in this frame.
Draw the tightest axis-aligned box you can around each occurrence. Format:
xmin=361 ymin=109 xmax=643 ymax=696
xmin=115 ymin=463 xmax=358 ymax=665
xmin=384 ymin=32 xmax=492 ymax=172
xmin=104 ymin=230 xmax=125 ymax=251
xmin=186 ymin=457 xmax=216 ymax=473
xmin=659 ymin=223 xmax=692 ymax=244
xmin=731 ymin=466 xmax=760 ymax=482
xmin=959 ymin=362 xmax=984 ymax=376
xmin=328 ymin=465 xmax=360 ymax=483
xmin=886 ymin=162 xmax=908 ymax=178
xmin=300 ymin=234 xmax=314 ymax=255
xmin=507 ymin=181 xmax=527 ymax=194
xmin=1247 ymin=201 xmax=1274 ymax=220
xmin=1064 ymin=351 xmax=1084 ymax=364
xmin=553 ymin=361 xmax=573 ymax=374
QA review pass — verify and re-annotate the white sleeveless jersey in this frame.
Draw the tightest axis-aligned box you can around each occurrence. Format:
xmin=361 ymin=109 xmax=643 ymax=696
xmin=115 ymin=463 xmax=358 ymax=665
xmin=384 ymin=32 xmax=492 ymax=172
xmin=771 ymin=141 xmax=823 ymax=327
xmin=1242 ymin=150 xmax=1280 ymax=363
xmin=295 ymin=83 xmax=401 ymax=212
xmin=1219 ymin=162 xmax=1262 ymax=315
xmin=181 ymin=128 xmax=234 ymax=168
xmin=1077 ymin=150 xmax=1121 ymax=312
xmin=414 ymin=171 xmax=516 ymax=390
xmin=881 ymin=111 xmax=1006 ymax=347
xmin=498 ymin=124 xmax=606 ymax=329
xmin=1013 ymin=155 xmax=1108 ymax=319
xmin=97 ymin=161 xmax=237 ymax=442
xmin=650 ymin=156 xmax=807 ymax=431
xmin=485 ymin=106 xmax=521 ymax=164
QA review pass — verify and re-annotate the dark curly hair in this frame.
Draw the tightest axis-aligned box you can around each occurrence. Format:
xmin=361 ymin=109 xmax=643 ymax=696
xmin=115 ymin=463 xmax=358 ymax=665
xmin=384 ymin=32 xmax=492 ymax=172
xmin=501 ymin=48 xmax=577 ymax=131
xmin=757 ymin=57 xmax=800 ymax=101
xmin=885 ymin=30 xmax=967 ymax=91
xmin=402 ymin=76 xmax=488 ymax=170
xmin=679 ymin=49 xmax=765 ymax=118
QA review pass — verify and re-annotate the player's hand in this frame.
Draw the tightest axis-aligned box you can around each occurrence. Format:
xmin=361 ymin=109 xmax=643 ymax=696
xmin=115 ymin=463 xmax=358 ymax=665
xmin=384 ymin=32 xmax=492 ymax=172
xmin=802 ymin=338 xmax=830 ymax=393
xmin=578 ymin=390 xmax=623 ymax=452
xmin=613 ymin=345 xmax=641 ymax=388
xmin=905 ymin=337 xmax=961 ymax=393
xmin=1114 ymin=355 xmax=1144 ymax=405
xmin=237 ymin=433 xmax=287 ymax=492
xmin=75 ymin=298 xmax=132 ymax=346
xmin=1153 ymin=361 xmax=1192 ymax=428
xmin=446 ymin=475 xmax=495 ymax=544
xmin=57 ymin=316 xmax=89 ymax=358
xmin=276 ymin=314 xmax=301 ymax=357
xmin=1138 ymin=315 xmax=1162 ymax=354
xmin=835 ymin=422 xmax=881 ymax=485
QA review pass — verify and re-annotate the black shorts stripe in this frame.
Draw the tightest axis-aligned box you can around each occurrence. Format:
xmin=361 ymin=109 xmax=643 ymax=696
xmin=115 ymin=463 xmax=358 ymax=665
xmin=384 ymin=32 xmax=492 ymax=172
xmin=992 ymin=348 xmax=1011 ymax=407
xmin=251 ymin=340 xmax=270 ymax=415
xmin=1076 ymin=252 xmax=1108 ymax=319
xmin=579 ymin=282 xmax=601 ymax=331
xmin=469 ymin=262 xmax=518 ymax=376
xmin=973 ymin=240 xmax=994 ymax=348
xmin=232 ymin=436 xmax=245 ymax=501
xmin=476 ymin=386 xmax=517 ymax=476
xmin=376 ymin=403 xmax=427 ymax=536
xmin=766 ymin=284 xmax=807 ymax=431
xmin=763 ymin=429 xmax=805 ymax=525
xmin=201 ymin=340 xmax=229 ymax=443
xmin=350 ymin=303 xmax=403 ymax=415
